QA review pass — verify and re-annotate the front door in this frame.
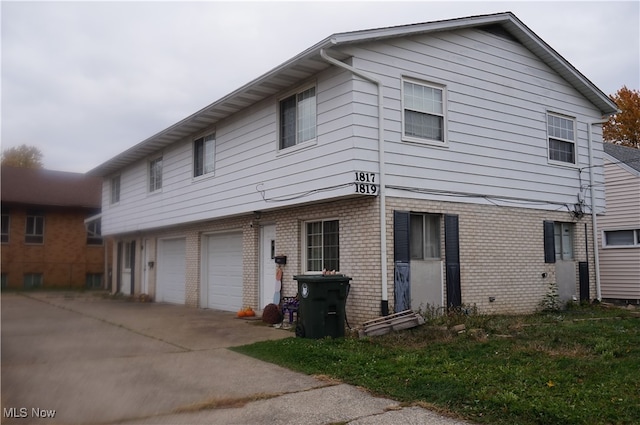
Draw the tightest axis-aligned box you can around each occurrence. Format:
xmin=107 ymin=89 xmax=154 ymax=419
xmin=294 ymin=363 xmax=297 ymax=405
xmin=554 ymin=222 xmax=577 ymax=303
xmin=120 ymin=240 xmax=134 ymax=295
xmin=260 ymin=224 xmax=277 ymax=309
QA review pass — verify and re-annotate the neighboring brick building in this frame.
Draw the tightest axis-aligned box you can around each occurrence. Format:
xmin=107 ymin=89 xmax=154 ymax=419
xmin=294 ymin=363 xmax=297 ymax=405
xmin=1 ymin=166 xmax=110 ymax=290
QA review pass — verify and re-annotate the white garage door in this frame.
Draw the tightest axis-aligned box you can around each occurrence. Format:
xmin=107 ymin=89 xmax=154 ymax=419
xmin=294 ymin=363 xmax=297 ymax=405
xmin=157 ymin=238 xmax=186 ymax=305
xmin=203 ymin=232 xmax=243 ymax=311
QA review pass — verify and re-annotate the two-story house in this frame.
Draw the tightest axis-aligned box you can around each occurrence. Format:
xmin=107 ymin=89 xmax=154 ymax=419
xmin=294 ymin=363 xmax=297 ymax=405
xmin=88 ymin=12 xmax=617 ymax=324
xmin=598 ymin=143 xmax=640 ymax=304
xmin=1 ymin=166 xmax=110 ymax=290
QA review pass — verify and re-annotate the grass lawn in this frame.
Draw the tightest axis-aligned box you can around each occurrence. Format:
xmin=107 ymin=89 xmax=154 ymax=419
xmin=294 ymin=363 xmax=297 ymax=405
xmin=232 ymin=304 xmax=640 ymax=425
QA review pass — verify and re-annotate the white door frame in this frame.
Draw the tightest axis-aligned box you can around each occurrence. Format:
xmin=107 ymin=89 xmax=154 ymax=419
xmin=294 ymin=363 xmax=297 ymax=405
xmin=259 ymin=224 xmax=277 ymax=309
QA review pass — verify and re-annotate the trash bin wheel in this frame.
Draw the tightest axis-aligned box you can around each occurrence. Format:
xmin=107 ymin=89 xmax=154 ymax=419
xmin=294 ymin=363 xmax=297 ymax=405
xmin=295 ymin=323 xmax=305 ymax=338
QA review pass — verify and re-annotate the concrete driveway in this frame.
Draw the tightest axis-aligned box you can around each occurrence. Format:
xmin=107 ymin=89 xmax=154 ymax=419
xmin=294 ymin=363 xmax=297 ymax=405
xmin=1 ymin=292 xmax=472 ymax=425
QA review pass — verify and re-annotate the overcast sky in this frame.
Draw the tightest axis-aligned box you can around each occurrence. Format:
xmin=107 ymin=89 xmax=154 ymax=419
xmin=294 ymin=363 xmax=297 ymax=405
xmin=2 ymin=1 xmax=639 ymax=173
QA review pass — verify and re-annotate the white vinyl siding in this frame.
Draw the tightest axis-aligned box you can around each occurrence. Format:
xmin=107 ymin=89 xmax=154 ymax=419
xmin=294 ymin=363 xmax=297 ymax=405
xmin=99 ymin=27 xmax=607 ymax=236
xmin=599 ymin=155 xmax=640 ymax=300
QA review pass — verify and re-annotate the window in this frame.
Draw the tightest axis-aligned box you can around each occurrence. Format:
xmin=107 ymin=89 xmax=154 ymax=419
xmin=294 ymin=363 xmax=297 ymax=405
xmin=1 ymin=210 xmax=9 ymax=243
xmin=86 ymin=219 xmax=102 ymax=245
xmin=403 ymin=79 xmax=445 ymax=143
xmin=279 ymin=86 xmax=316 ymax=149
xmin=25 ymin=211 xmax=44 ymax=244
xmin=23 ymin=273 xmax=43 ymax=289
xmin=305 ymin=220 xmax=339 ymax=272
xmin=124 ymin=241 xmax=133 ymax=269
xmin=111 ymin=175 xmax=121 ymax=204
xmin=194 ymin=133 xmax=215 ymax=177
xmin=86 ymin=273 xmax=103 ymax=289
xmin=554 ymin=222 xmax=574 ymax=260
xmin=149 ymin=157 xmax=163 ymax=192
xmin=604 ymin=229 xmax=640 ymax=247
xmin=547 ymin=113 xmax=576 ymax=164
xmin=410 ymin=213 xmax=441 ymax=260
xmin=1 ymin=273 xmax=7 ymax=290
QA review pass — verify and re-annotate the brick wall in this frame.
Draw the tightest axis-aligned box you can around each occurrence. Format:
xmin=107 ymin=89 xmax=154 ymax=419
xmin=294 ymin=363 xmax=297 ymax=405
xmin=1 ymin=206 xmax=109 ymax=289
xmin=112 ymin=195 xmax=596 ymax=326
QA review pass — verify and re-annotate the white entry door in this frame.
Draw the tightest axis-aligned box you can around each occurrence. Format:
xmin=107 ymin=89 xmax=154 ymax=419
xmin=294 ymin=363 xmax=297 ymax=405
xmin=156 ymin=238 xmax=186 ymax=304
xmin=203 ymin=232 xmax=243 ymax=311
xmin=260 ymin=224 xmax=277 ymax=309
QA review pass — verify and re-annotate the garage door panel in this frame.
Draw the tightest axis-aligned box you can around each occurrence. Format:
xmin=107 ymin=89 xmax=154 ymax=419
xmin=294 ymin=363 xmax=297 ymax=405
xmin=157 ymin=238 xmax=186 ymax=305
xmin=205 ymin=232 xmax=242 ymax=311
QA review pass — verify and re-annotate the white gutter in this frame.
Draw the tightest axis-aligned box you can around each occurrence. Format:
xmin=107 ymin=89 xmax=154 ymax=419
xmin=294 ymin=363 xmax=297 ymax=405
xmin=320 ymin=48 xmax=389 ymax=315
xmin=587 ymin=120 xmax=608 ymax=301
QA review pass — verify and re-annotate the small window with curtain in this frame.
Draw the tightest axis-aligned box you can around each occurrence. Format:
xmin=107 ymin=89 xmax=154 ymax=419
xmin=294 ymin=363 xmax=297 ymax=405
xmin=194 ymin=133 xmax=215 ymax=177
xmin=402 ymin=78 xmax=446 ymax=144
xmin=410 ymin=213 xmax=441 ymax=260
xmin=547 ymin=113 xmax=576 ymax=164
xmin=554 ymin=222 xmax=574 ymax=260
xmin=603 ymin=229 xmax=640 ymax=247
xmin=279 ymin=86 xmax=316 ymax=150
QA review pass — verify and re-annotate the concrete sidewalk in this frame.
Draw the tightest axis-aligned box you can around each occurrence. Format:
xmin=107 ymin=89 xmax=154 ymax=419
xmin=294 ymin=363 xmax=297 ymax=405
xmin=1 ymin=292 xmax=472 ymax=425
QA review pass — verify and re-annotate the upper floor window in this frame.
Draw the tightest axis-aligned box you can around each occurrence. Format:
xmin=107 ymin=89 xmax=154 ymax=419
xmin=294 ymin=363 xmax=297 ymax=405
xmin=1 ymin=210 xmax=9 ymax=243
xmin=111 ymin=175 xmax=121 ymax=204
xmin=194 ymin=133 xmax=215 ymax=177
xmin=402 ymin=79 xmax=446 ymax=144
xmin=305 ymin=219 xmax=339 ymax=272
xmin=547 ymin=113 xmax=576 ymax=164
xmin=149 ymin=157 xmax=163 ymax=192
xmin=279 ymin=86 xmax=316 ymax=150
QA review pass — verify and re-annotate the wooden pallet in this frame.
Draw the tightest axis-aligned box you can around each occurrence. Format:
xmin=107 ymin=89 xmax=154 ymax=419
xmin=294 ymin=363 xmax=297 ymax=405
xmin=362 ymin=310 xmax=425 ymax=336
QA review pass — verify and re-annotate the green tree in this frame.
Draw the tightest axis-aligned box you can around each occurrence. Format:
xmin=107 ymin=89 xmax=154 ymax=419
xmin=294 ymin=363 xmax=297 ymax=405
xmin=1 ymin=144 xmax=44 ymax=168
xmin=603 ymin=86 xmax=640 ymax=149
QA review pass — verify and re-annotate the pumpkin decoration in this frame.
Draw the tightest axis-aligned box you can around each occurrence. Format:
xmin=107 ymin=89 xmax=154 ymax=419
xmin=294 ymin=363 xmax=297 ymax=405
xmin=237 ymin=307 xmax=255 ymax=318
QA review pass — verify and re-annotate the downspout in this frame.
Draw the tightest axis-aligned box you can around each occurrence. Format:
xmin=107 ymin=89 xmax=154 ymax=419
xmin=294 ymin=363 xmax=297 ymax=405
xmin=587 ymin=120 xmax=608 ymax=301
xmin=320 ymin=48 xmax=389 ymax=315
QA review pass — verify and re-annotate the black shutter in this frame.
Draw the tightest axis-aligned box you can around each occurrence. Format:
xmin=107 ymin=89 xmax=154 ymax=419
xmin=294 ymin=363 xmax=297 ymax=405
xmin=393 ymin=211 xmax=410 ymax=262
xmin=393 ymin=211 xmax=411 ymax=312
xmin=444 ymin=214 xmax=462 ymax=308
xmin=543 ymin=221 xmax=556 ymax=263
xmin=579 ymin=261 xmax=590 ymax=301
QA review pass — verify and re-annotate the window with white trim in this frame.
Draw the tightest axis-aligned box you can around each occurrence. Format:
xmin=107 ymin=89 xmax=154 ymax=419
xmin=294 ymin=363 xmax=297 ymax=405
xmin=402 ymin=79 xmax=445 ymax=143
xmin=149 ymin=156 xmax=163 ymax=192
xmin=279 ymin=86 xmax=316 ymax=149
xmin=554 ymin=222 xmax=574 ymax=260
xmin=194 ymin=133 xmax=215 ymax=177
xmin=547 ymin=113 xmax=576 ymax=164
xmin=410 ymin=213 xmax=441 ymax=260
xmin=111 ymin=175 xmax=120 ymax=204
xmin=603 ymin=229 xmax=640 ymax=247
xmin=25 ymin=211 xmax=44 ymax=244
xmin=305 ymin=219 xmax=339 ymax=272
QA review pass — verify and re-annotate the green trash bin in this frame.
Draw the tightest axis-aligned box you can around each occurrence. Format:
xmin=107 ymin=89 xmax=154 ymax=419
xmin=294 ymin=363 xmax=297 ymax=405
xmin=293 ymin=275 xmax=351 ymax=339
